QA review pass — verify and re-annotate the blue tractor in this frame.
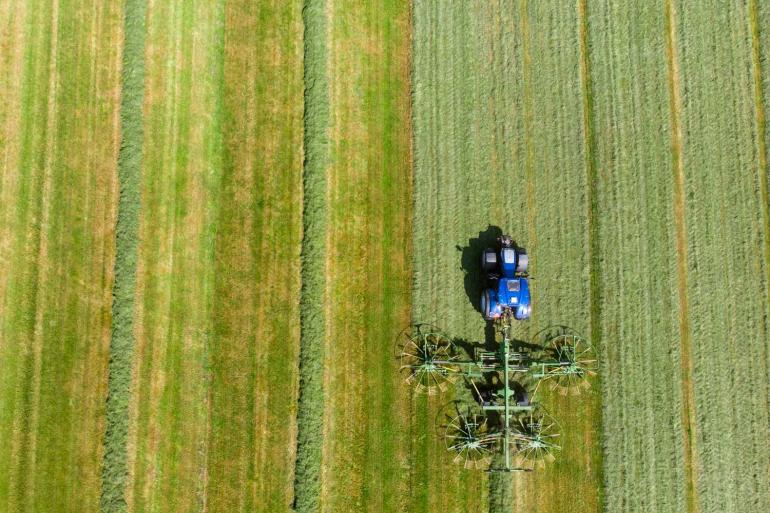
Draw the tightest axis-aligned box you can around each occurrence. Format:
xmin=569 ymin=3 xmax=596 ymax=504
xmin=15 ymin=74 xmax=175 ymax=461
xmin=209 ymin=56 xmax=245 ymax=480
xmin=480 ymin=235 xmax=531 ymax=320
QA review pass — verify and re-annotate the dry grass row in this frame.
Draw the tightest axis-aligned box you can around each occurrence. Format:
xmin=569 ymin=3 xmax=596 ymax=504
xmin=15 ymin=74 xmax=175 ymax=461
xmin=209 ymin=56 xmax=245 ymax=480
xmin=292 ymin=1 xmax=328 ymax=512
xmin=317 ymin=1 xmax=413 ymax=512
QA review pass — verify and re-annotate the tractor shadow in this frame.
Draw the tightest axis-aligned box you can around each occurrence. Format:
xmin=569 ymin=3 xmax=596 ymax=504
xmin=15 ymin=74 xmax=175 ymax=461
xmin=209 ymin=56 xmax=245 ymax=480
xmin=456 ymin=225 xmax=504 ymax=316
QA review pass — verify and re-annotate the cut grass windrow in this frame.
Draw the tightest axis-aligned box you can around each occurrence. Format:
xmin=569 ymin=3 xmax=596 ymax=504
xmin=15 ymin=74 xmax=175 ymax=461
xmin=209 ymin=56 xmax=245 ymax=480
xmin=100 ymin=0 xmax=146 ymax=511
xmin=293 ymin=1 xmax=329 ymax=512
xmin=0 ymin=0 xmax=122 ymax=511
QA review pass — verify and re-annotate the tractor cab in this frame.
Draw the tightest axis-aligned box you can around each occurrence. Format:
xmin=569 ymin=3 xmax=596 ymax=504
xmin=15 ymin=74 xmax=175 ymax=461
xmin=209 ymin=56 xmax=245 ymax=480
xmin=480 ymin=235 xmax=531 ymax=320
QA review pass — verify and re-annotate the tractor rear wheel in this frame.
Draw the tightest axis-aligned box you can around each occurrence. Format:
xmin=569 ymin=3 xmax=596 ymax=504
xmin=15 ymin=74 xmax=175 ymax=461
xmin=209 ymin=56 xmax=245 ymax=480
xmin=481 ymin=249 xmax=497 ymax=273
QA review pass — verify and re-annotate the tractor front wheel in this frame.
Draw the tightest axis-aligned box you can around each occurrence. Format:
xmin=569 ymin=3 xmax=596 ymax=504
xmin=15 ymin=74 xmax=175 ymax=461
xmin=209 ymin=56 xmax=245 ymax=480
xmin=481 ymin=289 xmax=494 ymax=320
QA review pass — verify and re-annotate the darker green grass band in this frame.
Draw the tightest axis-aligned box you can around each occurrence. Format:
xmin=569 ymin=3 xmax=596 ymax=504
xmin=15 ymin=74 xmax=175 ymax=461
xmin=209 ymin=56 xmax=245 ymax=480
xmin=100 ymin=0 xmax=147 ymax=511
xmin=293 ymin=1 xmax=329 ymax=512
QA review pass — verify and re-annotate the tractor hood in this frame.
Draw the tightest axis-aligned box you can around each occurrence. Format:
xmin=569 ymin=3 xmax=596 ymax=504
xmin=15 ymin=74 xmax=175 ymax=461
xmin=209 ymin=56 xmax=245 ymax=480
xmin=497 ymin=277 xmax=531 ymax=319
xmin=482 ymin=277 xmax=531 ymax=320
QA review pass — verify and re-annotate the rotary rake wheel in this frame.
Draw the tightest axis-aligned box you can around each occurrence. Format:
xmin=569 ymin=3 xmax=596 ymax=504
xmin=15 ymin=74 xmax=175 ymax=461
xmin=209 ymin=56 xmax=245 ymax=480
xmin=510 ymin=411 xmax=561 ymax=468
xmin=399 ymin=324 xmax=459 ymax=395
xmin=543 ymin=334 xmax=597 ymax=395
xmin=444 ymin=408 xmax=497 ymax=470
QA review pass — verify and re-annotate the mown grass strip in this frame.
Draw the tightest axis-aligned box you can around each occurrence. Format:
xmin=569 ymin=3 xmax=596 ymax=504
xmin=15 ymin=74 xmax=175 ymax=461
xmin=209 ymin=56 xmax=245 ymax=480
xmin=100 ymin=0 xmax=147 ymax=511
xmin=0 ymin=0 xmax=122 ymax=511
xmin=675 ymin=2 xmax=770 ymax=512
xmin=318 ymin=2 xmax=412 ymax=512
xmin=591 ymin=2 xmax=687 ymax=511
xmin=205 ymin=1 xmax=303 ymax=512
xmin=124 ymin=1 xmax=224 ymax=510
xmin=293 ymin=1 xmax=329 ymax=512
xmin=412 ymin=2 xmax=498 ymax=511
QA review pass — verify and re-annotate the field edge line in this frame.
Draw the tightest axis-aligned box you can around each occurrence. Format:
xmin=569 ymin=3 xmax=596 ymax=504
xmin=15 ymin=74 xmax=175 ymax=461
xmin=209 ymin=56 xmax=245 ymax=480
xmin=663 ymin=2 xmax=700 ymax=513
xmin=99 ymin=0 xmax=147 ymax=511
xmin=292 ymin=1 xmax=329 ymax=512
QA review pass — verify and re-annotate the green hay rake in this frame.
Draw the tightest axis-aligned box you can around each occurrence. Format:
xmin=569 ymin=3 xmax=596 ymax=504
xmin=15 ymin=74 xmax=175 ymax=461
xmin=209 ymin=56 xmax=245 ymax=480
xmin=400 ymin=314 xmax=596 ymax=472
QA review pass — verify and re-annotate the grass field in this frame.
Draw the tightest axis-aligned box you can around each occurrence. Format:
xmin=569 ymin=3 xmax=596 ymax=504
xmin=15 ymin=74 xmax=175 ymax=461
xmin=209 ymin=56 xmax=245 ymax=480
xmin=413 ymin=2 xmax=770 ymax=513
xmin=2 ymin=1 xmax=770 ymax=513
xmin=0 ymin=1 xmax=122 ymax=512
xmin=412 ymin=2 xmax=601 ymax=512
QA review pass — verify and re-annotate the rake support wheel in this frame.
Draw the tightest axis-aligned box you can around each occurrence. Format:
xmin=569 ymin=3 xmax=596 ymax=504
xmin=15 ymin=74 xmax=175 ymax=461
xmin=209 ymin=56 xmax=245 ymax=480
xmin=399 ymin=324 xmax=458 ymax=395
xmin=445 ymin=409 xmax=497 ymax=470
xmin=544 ymin=334 xmax=597 ymax=394
xmin=510 ymin=411 xmax=561 ymax=467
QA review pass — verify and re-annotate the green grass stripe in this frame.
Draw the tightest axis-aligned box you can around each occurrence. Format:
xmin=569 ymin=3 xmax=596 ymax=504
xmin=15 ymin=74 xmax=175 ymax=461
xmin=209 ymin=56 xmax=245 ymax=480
xmin=125 ymin=0 xmax=224 ymax=510
xmin=590 ymin=1 xmax=687 ymax=511
xmin=675 ymin=1 xmax=770 ymax=511
xmin=293 ymin=0 xmax=329 ymax=511
xmin=100 ymin=0 xmax=147 ymax=511
xmin=319 ymin=2 xmax=412 ymax=511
